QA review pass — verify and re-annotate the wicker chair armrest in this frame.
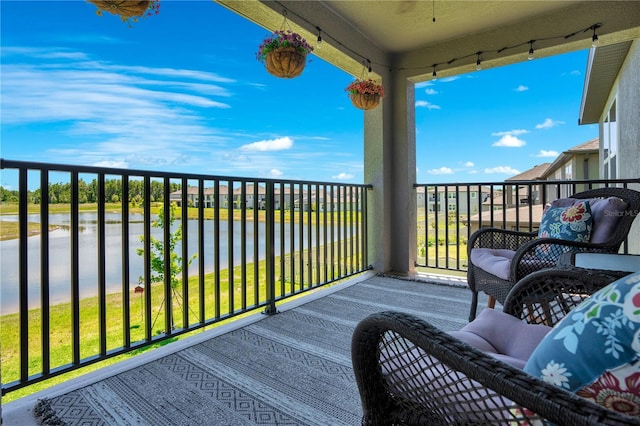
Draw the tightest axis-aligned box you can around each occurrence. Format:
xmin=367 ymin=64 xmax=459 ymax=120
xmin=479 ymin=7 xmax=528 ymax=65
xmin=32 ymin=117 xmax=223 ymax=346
xmin=509 ymin=238 xmax=617 ymax=281
xmin=503 ymin=267 xmax=632 ymax=326
xmin=352 ymin=311 xmax=638 ymax=425
xmin=468 ymin=227 xmax=537 ymax=253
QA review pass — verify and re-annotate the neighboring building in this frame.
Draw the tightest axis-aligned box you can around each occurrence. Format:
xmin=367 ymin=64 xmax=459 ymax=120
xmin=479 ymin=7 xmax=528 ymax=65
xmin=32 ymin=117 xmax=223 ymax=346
xmin=504 ymin=163 xmax=551 ymax=207
xmin=170 ymin=185 xmax=230 ymax=208
xmin=470 ymin=138 xmax=599 ymax=232
xmin=540 ymin=138 xmax=600 ymax=198
xmin=233 ymin=183 xmax=266 ymax=210
xmin=416 ymin=185 xmax=491 ymax=215
xmin=579 ymin=39 xmax=640 ymax=253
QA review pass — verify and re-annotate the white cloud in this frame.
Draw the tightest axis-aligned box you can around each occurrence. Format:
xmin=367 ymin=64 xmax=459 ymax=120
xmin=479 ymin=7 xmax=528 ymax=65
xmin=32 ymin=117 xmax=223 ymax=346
xmin=425 ymin=88 xmax=438 ymax=95
xmin=492 ymin=129 xmax=529 ymax=136
xmin=427 ymin=167 xmax=454 ymax=175
xmin=0 ymin=48 xmax=241 ymax=170
xmin=239 ymin=137 xmax=294 ymax=152
xmin=92 ymin=160 xmax=129 ymax=168
xmin=484 ymin=166 xmax=521 ymax=175
xmin=415 ymin=81 xmax=433 ymax=89
xmin=535 ymin=118 xmax=565 ymax=129
xmin=514 ymin=85 xmax=528 ymax=92
xmin=492 ymin=134 xmax=526 ymax=147
xmin=536 ymin=150 xmax=559 ymax=158
xmin=415 ymin=100 xmax=441 ymax=109
xmin=468 ymin=170 xmax=478 ymax=174
xmin=464 ymin=161 xmax=474 ymax=167
xmin=269 ymin=169 xmax=283 ymax=178
xmin=332 ymin=172 xmax=354 ymax=180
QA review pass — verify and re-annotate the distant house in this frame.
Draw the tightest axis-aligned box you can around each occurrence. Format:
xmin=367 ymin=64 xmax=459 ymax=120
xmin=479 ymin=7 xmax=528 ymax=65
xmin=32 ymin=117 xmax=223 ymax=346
xmin=504 ymin=163 xmax=551 ymax=207
xmin=539 ymin=138 xmax=600 ymax=198
xmin=417 ymin=185 xmax=491 ymax=214
xmin=468 ymin=204 xmax=545 ymax=235
xmin=579 ymin=39 xmax=640 ymax=253
xmin=170 ymin=185 xmax=230 ymax=208
xmin=233 ymin=184 xmax=266 ymax=210
xmin=469 ymin=138 xmax=600 ymax=232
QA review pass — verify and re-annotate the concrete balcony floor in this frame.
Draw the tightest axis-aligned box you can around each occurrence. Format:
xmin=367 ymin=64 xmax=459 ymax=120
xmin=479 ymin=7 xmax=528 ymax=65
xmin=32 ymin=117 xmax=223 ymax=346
xmin=4 ymin=271 xmax=485 ymax=425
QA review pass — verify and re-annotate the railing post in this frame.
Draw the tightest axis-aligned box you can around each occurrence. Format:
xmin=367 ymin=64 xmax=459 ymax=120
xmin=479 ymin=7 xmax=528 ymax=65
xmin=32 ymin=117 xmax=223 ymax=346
xmin=263 ymin=181 xmax=277 ymax=315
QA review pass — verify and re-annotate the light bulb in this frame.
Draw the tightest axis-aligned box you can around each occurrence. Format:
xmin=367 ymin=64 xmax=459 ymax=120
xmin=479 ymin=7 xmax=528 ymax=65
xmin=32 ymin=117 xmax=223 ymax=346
xmin=528 ymin=41 xmax=535 ymax=60
xmin=591 ymin=34 xmax=599 ymax=48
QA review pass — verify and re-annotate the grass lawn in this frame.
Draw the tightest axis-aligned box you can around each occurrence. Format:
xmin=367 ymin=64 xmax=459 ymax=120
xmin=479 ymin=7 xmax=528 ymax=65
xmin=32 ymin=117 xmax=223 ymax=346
xmin=1 ymin=240 xmax=360 ymax=403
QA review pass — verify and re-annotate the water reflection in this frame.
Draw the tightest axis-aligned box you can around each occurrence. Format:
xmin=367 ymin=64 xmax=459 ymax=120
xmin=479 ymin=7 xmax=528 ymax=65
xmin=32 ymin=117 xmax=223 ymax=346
xmin=1 ymin=212 xmax=331 ymax=314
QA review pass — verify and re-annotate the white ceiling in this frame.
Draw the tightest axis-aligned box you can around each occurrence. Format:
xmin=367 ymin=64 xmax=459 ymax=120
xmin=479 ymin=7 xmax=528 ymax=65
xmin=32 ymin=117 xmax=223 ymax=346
xmin=219 ymin=0 xmax=640 ymax=81
xmin=319 ymin=1 xmax=578 ymax=53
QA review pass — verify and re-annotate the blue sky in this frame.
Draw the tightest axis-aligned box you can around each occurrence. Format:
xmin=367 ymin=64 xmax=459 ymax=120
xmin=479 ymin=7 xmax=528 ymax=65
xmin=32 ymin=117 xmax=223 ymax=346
xmin=1 ymin=1 xmax=598 ymax=189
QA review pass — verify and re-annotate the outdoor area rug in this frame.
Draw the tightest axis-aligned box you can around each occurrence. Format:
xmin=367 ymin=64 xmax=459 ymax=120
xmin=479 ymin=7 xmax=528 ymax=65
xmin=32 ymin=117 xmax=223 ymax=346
xmin=32 ymin=274 xmax=472 ymax=426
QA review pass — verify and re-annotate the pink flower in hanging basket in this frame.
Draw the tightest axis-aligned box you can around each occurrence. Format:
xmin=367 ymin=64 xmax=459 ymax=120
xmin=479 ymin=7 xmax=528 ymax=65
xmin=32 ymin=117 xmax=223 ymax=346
xmin=256 ymin=30 xmax=314 ymax=63
xmin=345 ymin=79 xmax=385 ymax=97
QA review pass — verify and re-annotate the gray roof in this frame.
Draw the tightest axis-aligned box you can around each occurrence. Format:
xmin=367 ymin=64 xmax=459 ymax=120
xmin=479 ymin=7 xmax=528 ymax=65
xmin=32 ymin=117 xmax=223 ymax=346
xmin=541 ymin=137 xmax=600 ymax=178
xmin=579 ymin=42 xmax=632 ymax=125
xmin=506 ymin=163 xmax=551 ymax=181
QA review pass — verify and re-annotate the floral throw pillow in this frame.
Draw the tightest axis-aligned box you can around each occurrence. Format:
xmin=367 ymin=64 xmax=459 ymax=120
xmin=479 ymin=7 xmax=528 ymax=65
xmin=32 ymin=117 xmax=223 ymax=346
xmin=536 ymin=200 xmax=593 ymax=260
xmin=524 ymin=271 xmax=640 ymax=416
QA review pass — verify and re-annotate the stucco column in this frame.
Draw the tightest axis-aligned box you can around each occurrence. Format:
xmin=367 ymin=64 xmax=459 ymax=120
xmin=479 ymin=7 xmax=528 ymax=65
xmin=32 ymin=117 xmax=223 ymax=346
xmin=365 ymin=71 xmax=417 ymax=275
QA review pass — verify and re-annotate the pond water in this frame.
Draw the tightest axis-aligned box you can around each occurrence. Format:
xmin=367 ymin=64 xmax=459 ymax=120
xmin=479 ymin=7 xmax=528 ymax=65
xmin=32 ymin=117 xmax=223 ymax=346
xmin=0 ymin=212 xmax=329 ymax=314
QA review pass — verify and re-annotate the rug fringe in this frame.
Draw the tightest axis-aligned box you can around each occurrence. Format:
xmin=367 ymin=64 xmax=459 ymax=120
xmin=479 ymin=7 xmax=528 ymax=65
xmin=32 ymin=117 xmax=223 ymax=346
xmin=34 ymin=399 xmax=66 ymax=426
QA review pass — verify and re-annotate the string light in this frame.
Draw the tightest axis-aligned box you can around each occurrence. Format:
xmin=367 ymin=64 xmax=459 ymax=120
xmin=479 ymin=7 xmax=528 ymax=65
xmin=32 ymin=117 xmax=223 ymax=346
xmin=475 ymin=52 xmax=482 ymax=71
xmin=247 ymin=4 xmax=602 ymax=78
xmin=316 ymin=26 xmax=323 ymax=49
xmin=528 ymin=40 xmax=535 ymax=60
xmin=432 ymin=0 xmax=436 ymax=23
xmin=591 ymin=24 xmax=600 ymax=47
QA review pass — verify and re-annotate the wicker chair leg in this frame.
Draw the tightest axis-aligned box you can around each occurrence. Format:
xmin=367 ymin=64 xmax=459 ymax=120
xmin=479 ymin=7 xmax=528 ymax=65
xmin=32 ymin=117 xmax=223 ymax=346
xmin=469 ymin=291 xmax=479 ymax=321
xmin=487 ymin=296 xmax=496 ymax=309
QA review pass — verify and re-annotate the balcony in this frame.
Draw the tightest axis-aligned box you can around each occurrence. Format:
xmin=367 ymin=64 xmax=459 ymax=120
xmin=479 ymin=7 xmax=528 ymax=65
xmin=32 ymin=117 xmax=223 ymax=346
xmin=0 ymin=159 xmax=370 ymax=396
xmin=3 ymin=271 xmax=478 ymax=425
xmin=2 ymin=159 xmax=639 ymax=423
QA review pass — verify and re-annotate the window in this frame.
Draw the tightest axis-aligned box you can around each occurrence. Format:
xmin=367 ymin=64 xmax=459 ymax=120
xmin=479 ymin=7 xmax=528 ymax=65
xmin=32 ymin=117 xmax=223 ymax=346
xmin=603 ymin=100 xmax=618 ymax=179
xmin=565 ymin=163 xmax=572 ymax=180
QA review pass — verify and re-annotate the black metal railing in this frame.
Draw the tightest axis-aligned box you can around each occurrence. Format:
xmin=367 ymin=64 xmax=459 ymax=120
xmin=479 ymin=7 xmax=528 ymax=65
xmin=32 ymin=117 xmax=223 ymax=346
xmin=0 ymin=159 xmax=370 ymax=394
xmin=415 ymin=178 xmax=640 ymax=271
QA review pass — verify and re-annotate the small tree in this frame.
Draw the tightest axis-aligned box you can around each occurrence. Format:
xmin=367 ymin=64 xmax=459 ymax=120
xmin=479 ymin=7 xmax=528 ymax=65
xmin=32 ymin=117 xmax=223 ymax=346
xmin=137 ymin=203 xmax=196 ymax=290
xmin=137 ymin=203 xmax=197 ymax=331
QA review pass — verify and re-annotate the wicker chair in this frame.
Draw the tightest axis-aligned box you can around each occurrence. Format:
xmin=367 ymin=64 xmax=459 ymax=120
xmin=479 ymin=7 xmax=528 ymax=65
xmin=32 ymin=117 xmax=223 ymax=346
xmin=351 ymin=267 xmax=637 ymax=426
xmin=467 ymin=187 xmax=640 ymax=321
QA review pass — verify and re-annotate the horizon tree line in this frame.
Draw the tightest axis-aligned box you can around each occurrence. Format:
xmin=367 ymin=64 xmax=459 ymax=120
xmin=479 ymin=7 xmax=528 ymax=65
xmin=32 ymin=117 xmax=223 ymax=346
xmin=0 ymin=180 xmax=181 ymax=204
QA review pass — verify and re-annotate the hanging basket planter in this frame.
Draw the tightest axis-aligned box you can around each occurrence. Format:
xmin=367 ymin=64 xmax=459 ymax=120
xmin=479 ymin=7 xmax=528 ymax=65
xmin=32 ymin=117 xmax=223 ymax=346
xmin=89 ymin=0 xmax=160 ymax=25
xmin=257 ymin=30 xmax=314 ymax=79
xmin=350 ymin=93 xmax=381 ymax=110
xmin=265 ymin=47 xmax=307 ymax=78
xmin=345 ymin=79 xmax=385 ymax=110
